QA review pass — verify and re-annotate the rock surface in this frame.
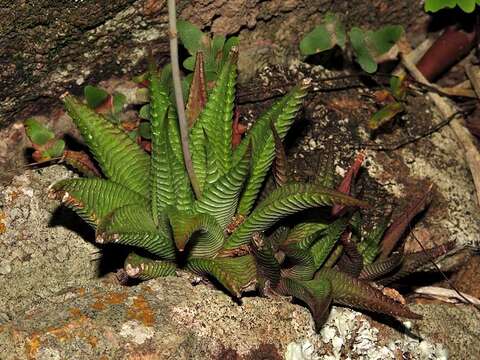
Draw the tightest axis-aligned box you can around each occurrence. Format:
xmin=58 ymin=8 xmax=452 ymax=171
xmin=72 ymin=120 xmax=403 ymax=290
xmin=0 ymin=165 xmax=98 ymax=321
xmin=2 ymin=274 xmax=478 ymax=360
xmin=1 ymin=0 xmax=426 ymax=128
xmin=0 ymin=167 xmax=479 ymax=359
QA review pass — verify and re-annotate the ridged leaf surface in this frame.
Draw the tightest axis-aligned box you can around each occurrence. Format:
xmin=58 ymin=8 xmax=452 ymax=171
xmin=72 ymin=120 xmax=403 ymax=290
xmin=225 ymin=183 xmax=367 ymax=249
xmin=49 ymin=178 xmax=146 ymax=226
xmin=316 ymin=268 xmax=421 ymax=319
xmin=168 ymin=209 xmax=225 ymax=258
xmin=97 ymin=204 xmax=175 ymax=260
xmin=125 ymin=252 xmax=176 ymax=280
xmin=236 ymin=81 xmax=309 ymax=215
xmin=63 ymin=96 xmax=150 ymax=197
xmin=194 ymin=143 xmax=250 ymax=227
xmin=187 ymin=255 xmax=256 ymax=297
xmin=277 ymin=277 xmax=332 ymax=331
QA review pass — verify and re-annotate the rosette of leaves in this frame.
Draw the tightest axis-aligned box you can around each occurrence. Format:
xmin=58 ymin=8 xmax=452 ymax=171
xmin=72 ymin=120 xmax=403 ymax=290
xmin=300 ymin=13 xmax=404 ymax=73
xmin=49 ymin=50 xmax=421 ymax=331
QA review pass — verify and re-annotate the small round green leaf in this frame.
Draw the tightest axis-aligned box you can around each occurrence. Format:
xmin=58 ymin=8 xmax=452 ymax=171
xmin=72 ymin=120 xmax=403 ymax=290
xmin=300 ymin=25 xmax=334 ymax=56
xmin=24 ymin=118 xmax=55 ymax=146
xmin=44 ymin=139 xmax=66 ymax=158
xmin=368 ymin=25 xmax=404 ymax=55
xmin=349 ymin=27 xmax=377 ymax=73
xmin=177 ymin=20 xmax=208 ymax=55
xmin=84 ymin=85 xmax=109 ymax=109
xmin=138 ymin=122 xmax=151 ymax=139
xmin=139 ymin=104 xmax=151 ymax=120
xmin=424 ymin=0 xmax=457 ymax=12
xmin=112 ymin=91 xmax=127 ymax=114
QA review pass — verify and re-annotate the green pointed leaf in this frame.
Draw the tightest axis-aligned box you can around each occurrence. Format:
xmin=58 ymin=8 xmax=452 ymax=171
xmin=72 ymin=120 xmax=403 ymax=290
xmin=311 ymin=217 xmax=349 ymax=268
xmin=251 ymin=233 xmax=281 ymax=288
xmin=281 ymin=248 xmax=316 ymax=281
xmin=168 ymin=209 xmax=224 ymax=258
xmin=187 ymin=255 xmax=256 ymax=297
xmin=150 ymin=73 xmax=194 ymax=215
xmin=96 ymin=204 xmax=175 ymax=259
xmin=84 ymin=85 xmax=109 ymax=109
xmin=225 ymin=183 xmax=367 ymax=249
xmin=277 ymin=277 xmax=332 ymax=331
xmin=271 ymin=122 xmax=288 ymax=187
xmin=49 ymin=179 xmax=146 ymax=226
xmin=125 ymin=252 xmax=176 ymax=280
xmin=357 ymin=216 xmax=390 ymax=264
xmin=368 ymin=101 xmax=404 ymax=130
xmin=195 ymin=143 xmax=250 ymax=228
xmin=236 ymin=80 xmax=310 ymax=215
xmin=183 ymin=56 xmax=196 ymax=71
xmin=24 ymin=118 xmax=55 ymax=146
xmin=63 ymin=96 xmax=151 ymax=197
xmin=192 ymin=49 xmax=237 ymax=177
xmin=316 ymin=268 xmax=422 ymax=320
xmin=359 ymin=253 xmax=403 ymax=281
xmin=378 ymin=242 xmax=454 ymax=285
xmin=282 ymin=222 xmax=328 ymax=250
xmin=139 ymin=104 xmax=151 ymax=120
xmin=43 ymin=139 xmax=66 ymax=159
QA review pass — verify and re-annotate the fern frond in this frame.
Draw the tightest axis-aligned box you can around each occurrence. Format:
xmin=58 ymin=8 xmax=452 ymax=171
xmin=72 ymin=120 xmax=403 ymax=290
xmin=49 ymin=178 xmax=146 ymax=226
xmin=125 ymin=252 xmax=176 ymax=280
xmin=63 ymin=96 xmax=150 ymax=197
xmin=225 ymin=183 xmax=366 ymax=250
xmin=236 ymin=80 xmax=309 ymax=215
xmin=96 ymin=204 xmax=175 ymax=260
xmin=187 ymin=255 xmax=256 ymax=297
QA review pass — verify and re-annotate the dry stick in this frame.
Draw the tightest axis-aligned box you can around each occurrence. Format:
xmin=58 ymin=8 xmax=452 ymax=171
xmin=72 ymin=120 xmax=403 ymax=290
xmin=167 ymin=0 xmax=201 ymax=198
xmin=401 ymin=54 xmax=480 ymax=207
xmin=410 ymin=228 xmax=480 ymax=313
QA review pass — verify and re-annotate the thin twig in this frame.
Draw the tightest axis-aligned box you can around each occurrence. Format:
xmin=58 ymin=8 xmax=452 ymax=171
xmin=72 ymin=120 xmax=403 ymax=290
xmin=167 ymin=0 xmax=201 ymax=198
xmin=360 ymin=111 xmax=464 ymax=151
xmin=410 ymin=228 xmax=480 ymax=313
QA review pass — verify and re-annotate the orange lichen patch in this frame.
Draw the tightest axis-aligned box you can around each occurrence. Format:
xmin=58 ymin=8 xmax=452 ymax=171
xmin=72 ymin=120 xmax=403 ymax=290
xmin=127 ymin=295 xmax=155 ymax=327
xmin=87 ymin=335 xmax=98 ymax=348
xmin=69 ymin=307 xmax=84 ymax=319
xmin=7 ymin=190 xmax=21 ymax=203
xmin=142 ymin=285 xmax=154 ymax=294
xmin=25 ymin=333 xmax=41 ymax=360
xmin=91 ymin=291 xmax=128 ymax=311
xmin=0 ymin=212 xmax=6 ymax=234
xmin=77 ymin=287 xmax=86 ymax=297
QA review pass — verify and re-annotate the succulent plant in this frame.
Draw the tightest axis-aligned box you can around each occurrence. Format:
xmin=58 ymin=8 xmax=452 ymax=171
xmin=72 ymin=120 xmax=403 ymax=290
xmin=49 ymin=49 xmax=428 ymax=331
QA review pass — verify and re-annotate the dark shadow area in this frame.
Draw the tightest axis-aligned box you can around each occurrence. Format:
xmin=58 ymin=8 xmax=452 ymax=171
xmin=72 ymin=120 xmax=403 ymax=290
xmin=303 ymin=47 xmax=346 ymax=71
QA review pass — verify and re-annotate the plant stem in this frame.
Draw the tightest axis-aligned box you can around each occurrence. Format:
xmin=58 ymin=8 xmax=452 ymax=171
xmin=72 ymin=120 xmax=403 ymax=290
xmin=167 ymin=0 xmax=201 ymax=198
